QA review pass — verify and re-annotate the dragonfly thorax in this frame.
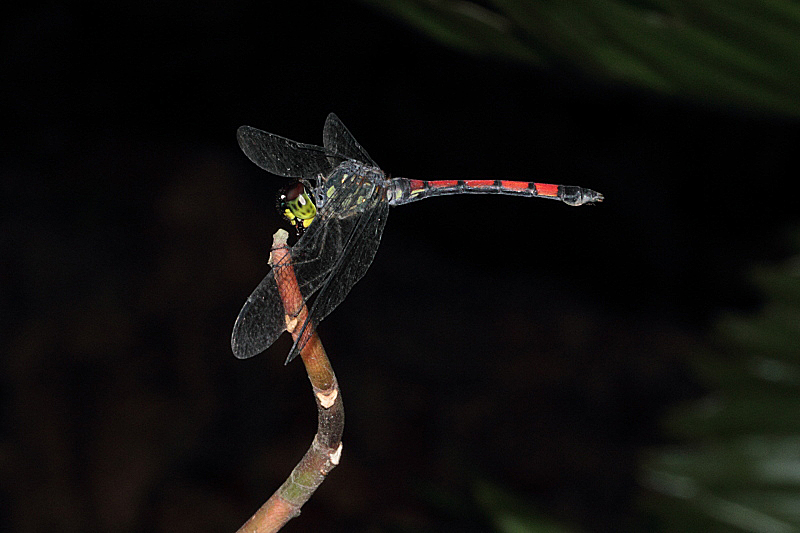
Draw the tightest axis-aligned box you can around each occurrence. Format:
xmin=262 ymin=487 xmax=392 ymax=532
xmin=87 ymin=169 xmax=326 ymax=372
xmin=315 ymin=160 xmax=388 ymax=218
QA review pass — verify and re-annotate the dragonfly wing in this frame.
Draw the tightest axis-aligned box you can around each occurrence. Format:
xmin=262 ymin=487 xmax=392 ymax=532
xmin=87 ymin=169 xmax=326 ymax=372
xmin=229 ymin=212 xmax=349 ymax=359
xmin=237 ymin=125 xmax=335 ymax=178
xmin=322 ymin=113 xmax=378 ymax=167
xmin=232 ymin=117 xmax=386 ymax=361
xmin=231 ymin=268 xmax=289 ymax=359
xmin=230 ymin=184 xmax=389 ymax=360
xmin=286 ymin=192 xmax=390 ymax=363
xmin=229 ymin=214 xmax=349 ymax=360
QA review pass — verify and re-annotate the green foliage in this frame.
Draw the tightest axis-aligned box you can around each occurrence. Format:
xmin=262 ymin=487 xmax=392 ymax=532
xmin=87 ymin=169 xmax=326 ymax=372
xmin=641 ymin=228 xmax=800 ymax=532
xmin=362 ymin=0 xmax=800 ymax=117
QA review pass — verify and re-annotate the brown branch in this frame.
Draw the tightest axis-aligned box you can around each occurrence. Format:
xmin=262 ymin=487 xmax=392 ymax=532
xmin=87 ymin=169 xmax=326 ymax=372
xmin=236 ymin=229 xmax=345 ymax=533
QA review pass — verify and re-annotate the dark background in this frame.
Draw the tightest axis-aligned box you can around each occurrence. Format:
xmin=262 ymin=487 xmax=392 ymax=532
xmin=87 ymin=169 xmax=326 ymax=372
xmin=2 ymin=1 xmax=798 ymax=532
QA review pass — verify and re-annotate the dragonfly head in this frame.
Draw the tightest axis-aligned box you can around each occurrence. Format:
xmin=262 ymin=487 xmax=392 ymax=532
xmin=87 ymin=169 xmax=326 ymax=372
xmin=278 ymin=182 xmax=318 ymax=235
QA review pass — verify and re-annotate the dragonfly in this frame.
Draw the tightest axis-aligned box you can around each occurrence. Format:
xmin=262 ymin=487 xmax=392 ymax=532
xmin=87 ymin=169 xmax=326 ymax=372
xmin=232 ymin=113 xmax=603 ymax=363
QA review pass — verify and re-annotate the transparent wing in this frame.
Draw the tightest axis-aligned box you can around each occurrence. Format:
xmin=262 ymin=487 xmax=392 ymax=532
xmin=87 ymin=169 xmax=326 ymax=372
xmin=322 ymin=113 xmax=378 ymax=167
xmin=231 ymin=176 xmax=389 ymax=360
xmin=237 ymin=125 xmax=334 ymax=178
xmin=230 ymin=267 xmax=285 ymax=359
xmin=285 ymin=193 xmax=389 ymax=363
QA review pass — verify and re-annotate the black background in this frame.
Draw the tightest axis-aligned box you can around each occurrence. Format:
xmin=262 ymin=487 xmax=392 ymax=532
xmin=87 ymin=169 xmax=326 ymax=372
xmin=2 ymin=1 xmax=798 ymax=531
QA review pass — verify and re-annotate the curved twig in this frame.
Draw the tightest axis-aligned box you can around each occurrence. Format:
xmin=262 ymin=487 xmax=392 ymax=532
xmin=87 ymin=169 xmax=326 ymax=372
xmin=236 ymin=229 xmax=345 ymax=533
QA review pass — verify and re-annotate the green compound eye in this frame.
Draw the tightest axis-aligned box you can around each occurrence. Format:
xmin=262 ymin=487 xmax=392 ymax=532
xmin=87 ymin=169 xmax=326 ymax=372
xmin=278 ymin=182 xmax=317 ymax=231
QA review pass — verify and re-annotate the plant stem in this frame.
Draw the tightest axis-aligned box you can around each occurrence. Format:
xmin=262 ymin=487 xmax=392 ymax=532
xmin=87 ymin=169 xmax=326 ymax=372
xmin=236 ymin=229 xmax=344 ymax=533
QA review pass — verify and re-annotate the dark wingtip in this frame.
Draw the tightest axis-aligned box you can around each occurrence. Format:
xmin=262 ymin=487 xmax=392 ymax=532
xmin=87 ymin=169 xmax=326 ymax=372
xmin=283 ymin=335 xmax=303 ymax=365
xmin=231 ymin=321 xmax=260 ymax=360
xmin=231 ymin=337 xmax=250 ymax=360
xmin=283 ymin=348 xmax=299 ymax=365
xmin=236 ymin=125 xmax=252 ymax=141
